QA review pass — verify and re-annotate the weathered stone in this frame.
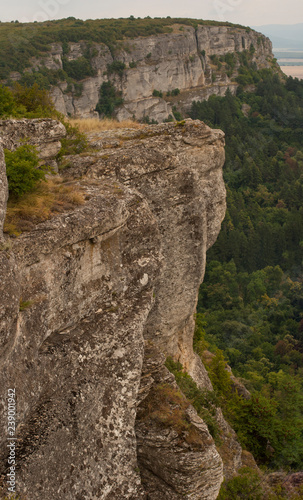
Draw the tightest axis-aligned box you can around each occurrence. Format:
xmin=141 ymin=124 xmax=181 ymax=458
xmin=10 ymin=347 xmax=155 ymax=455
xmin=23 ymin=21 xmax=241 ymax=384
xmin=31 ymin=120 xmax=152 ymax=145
xmin=0 ymin=177 xmax=160 ymax=499
xmin=0 ymin=119 xmax=237 ymax=499
xmin=137 ymin=401 xmax=224 ymax=500
xmin=29 ymin=26 xmax=274 ymax=122
xmin=0 ymin=119 xmax=66 ymax=161
xmin=116 ymin=97 xmax=173 ymax=123
xmin=136 ymin=343 xmax=223 ymax=499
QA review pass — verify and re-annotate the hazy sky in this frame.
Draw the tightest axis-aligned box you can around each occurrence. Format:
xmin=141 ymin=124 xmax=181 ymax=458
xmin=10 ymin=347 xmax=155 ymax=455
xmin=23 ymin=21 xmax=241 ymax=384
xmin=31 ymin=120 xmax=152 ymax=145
xmin=1 ymin=0 xmax=303 ymax=27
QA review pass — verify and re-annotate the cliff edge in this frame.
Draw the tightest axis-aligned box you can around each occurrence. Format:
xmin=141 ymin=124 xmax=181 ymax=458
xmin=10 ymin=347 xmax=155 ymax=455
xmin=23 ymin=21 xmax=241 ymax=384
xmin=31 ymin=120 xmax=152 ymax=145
xmin=0 ymin=119 xmax=229 ymax=499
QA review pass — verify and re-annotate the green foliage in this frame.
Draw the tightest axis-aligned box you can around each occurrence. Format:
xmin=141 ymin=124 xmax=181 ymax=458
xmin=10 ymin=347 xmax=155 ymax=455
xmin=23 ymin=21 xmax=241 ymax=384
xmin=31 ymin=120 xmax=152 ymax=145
xmin=18 ymin=67 xmax=66 ymax=90
xmin=74 ymin=82 xmax=83 ymax=97
xmin=204 ymin=345 xmax=303 ymax=467
xmin=191 ymin=71 xmax=303 ymax=469
xmin=0 ymin=82 xmax=57 ymax=118
xmin=62 ymin=56 xmax=95 ymax=80
xmin=218 ymin=467 xmax=263 ymax=500
xmin=142 ymin=115 xmax=158 ymax=124
xmin=95 ymin=81 xmax=123 ymax=117
xmin=152 ymin=89 xmax=163 ymax=98
xmin=190 ymin=73 xmax=303 ymax=273
xmin=193 ymin=313 xmax=209 ymax=355
xmin=107 ymin=60 xmax=126 ymax=77
xmin=0 ymin=84 xmax=24 ymax=117
xmin=207 ymin=350 xmax=232 ymax=397
xmin=19 ymin=299 xmax=33 ymax=311
xmin=129 ymin=60 xmax=137 ymax=68
xmin=5 ymin=145 xmax=45 ymax=198
xmin=163 ymin=114 xmax=174 ymax=122
xmin=13 ymin=82 xmax=54 ymax=116
xmin=171 ymin=88 xmax=180 ymax=96
xmin=172 ymin=106 xmax=183 ymax=121
xmin=57 ymin=120 xmax=88 ymax=158
xmin=165 ymin=357 xmax=221 ymax=440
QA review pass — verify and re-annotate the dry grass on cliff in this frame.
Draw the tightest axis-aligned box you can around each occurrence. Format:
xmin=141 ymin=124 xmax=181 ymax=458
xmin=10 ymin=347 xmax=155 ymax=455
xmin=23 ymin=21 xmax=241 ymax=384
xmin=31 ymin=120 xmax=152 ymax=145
xmin=68 ymin=118 xmax=143 ymax=132
xmin=4 ymin=177 xmax=85 ymax=236
xmin=137 ymin=383 xmax=206 ymax=449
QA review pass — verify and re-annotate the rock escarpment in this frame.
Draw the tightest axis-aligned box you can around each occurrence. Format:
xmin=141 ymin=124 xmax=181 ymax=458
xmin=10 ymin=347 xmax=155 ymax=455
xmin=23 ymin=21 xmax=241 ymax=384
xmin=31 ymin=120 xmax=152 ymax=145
xmin=0 ymin=119 xmax=233 ymax=499
xmin=0 ymin=118 xmax=66 ymax=171
xmin=22 ymin=24 xmax=273 ymax=122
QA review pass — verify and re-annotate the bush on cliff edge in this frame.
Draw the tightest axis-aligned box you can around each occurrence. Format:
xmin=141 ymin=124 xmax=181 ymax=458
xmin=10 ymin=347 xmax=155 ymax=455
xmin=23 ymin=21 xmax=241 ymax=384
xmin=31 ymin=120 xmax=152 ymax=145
xmin=4 ymin=145 xmax=45 ymax=198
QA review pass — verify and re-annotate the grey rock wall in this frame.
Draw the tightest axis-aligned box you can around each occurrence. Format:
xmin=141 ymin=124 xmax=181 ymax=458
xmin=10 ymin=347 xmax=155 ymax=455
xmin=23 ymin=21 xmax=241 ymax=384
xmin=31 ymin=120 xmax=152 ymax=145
xmin=0 ymin=119 xmax=232 ymax=499
xmin=0 ymin=119 xmax=66 ymax=161
xmin=41 ymin=25 xmax=274 ymax=122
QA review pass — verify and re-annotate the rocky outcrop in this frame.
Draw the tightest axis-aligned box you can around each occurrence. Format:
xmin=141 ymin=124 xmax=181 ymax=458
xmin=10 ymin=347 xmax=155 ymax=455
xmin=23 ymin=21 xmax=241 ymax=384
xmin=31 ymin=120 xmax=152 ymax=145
xmin=0 ymin=119 xmax=232 ymax=499
xmin=136 ymin=344 xmax=223 ymax=499
xmin=0 ymin=119 xmax=66 ymax=164
xmin=21 ymin=24 xmax=274 ymax=122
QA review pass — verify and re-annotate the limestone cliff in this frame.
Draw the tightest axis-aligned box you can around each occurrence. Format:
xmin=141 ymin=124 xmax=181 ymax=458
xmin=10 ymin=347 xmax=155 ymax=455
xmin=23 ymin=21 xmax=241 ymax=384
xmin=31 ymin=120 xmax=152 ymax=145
xmin=0 ymin=119 xmax=234 ymax=499
xmin=19 ymin=24 xmax=273 ymax=122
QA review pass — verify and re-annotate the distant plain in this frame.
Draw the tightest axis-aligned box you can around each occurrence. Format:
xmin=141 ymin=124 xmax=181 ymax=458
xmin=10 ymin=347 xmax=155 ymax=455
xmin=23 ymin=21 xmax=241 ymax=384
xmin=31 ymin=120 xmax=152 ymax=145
xmin=280 ymin=65 xmax=303 ymax=79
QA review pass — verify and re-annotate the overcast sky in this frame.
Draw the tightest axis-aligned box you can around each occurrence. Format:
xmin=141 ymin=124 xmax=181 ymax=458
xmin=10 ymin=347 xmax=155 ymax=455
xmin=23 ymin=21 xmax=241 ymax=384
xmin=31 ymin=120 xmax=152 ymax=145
xmin=1 ymin=0 xmax=302 ymax=27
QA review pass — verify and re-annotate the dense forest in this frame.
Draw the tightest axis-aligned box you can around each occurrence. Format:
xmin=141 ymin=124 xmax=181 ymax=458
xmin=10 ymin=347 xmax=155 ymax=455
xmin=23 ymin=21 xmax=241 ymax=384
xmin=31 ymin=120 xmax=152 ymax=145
xmin=189 ymin=70 xmax=303 ymax=474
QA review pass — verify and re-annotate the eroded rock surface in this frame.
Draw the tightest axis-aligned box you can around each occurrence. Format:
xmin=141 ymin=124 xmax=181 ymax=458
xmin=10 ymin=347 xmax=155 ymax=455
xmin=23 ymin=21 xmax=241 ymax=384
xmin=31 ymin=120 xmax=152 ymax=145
xmin=0 ymin=119 xmax=66 ymax=161
xmin=34 ymin=25 xmax=275 ymax=122
xmin=0 ymin=120 xmax=231 ymax=499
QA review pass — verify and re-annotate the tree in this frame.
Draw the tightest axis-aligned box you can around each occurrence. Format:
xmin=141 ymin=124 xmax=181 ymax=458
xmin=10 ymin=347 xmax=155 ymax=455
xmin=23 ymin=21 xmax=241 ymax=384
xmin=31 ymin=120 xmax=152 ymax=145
xmin=5 ymin=145 xmax=45 ymax=198
xmin=95 ymin=81 xmax=123 ymax=117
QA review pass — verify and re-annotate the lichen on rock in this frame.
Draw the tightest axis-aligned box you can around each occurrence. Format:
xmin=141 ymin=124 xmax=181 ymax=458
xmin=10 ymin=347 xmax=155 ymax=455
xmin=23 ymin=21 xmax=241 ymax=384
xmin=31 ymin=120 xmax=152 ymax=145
xmin=0 ymin=119 xmax=234 ymax=499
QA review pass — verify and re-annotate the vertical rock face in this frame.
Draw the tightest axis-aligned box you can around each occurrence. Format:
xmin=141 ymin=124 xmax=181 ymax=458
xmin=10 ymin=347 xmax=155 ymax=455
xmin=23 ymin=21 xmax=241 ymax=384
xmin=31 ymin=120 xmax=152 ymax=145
xmin=0 ymin=119 xmax=66 ymax=161
xmin=41 ymin=25 xmax=274 ymax=121
xmin=0 ymin=177 xmax=161 ymax=499
xmin=85 ymin=121 xmax=226 ymax=387
xmin=0 ymin=120 xmax=229 ymax=499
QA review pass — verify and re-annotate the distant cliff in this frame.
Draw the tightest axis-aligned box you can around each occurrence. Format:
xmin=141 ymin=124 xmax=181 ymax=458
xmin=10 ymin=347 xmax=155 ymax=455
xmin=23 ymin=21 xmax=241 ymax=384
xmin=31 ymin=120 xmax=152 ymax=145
xmin=3 ymin=18 xmax=274 ymax=123
xmin=51 ymin=25 xmax=273 ymax=122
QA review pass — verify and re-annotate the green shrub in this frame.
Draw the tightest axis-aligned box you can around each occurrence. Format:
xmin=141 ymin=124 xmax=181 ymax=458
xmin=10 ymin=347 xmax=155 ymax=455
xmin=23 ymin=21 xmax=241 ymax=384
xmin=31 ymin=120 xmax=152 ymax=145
xmin=142 ymin=115 xmax=158 ymax=124
xmin=62 ymin=56 xmax=95 ymax=81
xmin=107 ymin=60 xmax=126 ymax=77
xmin=152 ymin=89 xmax=163 ymax=98
xmin=13 ymin=82 xmax=54 ymax=116
xmin=95 ymin=81 xmax=123 ymax=117
xmin=5 ymin=145 xmax=45 ymax=198
xmin=172 ymin=106 xmax=183 ymax=121
xmin=0 ymin=84 xmax=24 ymax=117
xmin=74 ymin=82 xmax=83 ymax=97
xmin=165 ymin=357 xmax=221 ymax=440
xmin=218 ymin=467 xmax=263 ymax=500
xmin=57 ymin=120 xmax=88 ymax=158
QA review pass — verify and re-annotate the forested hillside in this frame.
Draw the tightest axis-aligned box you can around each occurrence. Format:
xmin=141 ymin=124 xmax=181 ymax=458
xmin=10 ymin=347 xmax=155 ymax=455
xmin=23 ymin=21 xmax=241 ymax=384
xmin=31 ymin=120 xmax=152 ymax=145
xmin=190 ymin=71 xmax=303 ymax=471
